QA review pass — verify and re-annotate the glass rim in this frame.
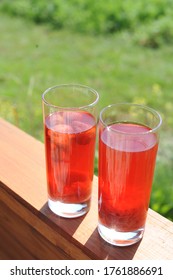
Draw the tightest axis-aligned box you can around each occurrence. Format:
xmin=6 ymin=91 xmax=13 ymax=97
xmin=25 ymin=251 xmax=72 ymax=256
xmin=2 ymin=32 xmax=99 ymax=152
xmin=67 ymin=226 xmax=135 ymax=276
xmin=42 ymin=83 xmax=99 ymax=110
xmin=99 ymin=103 xmax=162 ymax=135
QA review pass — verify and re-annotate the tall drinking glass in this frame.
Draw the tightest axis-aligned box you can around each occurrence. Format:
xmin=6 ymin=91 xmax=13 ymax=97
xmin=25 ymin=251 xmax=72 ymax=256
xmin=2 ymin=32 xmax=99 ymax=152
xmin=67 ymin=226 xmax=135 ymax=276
xmin=42 ymin=84 xmax=99 ymax=218
xmin=98 ymin=103 xmax=162 ymax=246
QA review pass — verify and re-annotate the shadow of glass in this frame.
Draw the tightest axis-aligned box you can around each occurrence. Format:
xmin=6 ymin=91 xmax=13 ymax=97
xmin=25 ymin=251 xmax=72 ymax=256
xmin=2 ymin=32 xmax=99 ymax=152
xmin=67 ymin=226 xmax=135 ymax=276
xmin=40 ymin=202 xmax=87 ymax=236
xmin=84 ymin=227 xmax=141 ymax=260
xmin=40 ymin=202 xmax=141 ymax=260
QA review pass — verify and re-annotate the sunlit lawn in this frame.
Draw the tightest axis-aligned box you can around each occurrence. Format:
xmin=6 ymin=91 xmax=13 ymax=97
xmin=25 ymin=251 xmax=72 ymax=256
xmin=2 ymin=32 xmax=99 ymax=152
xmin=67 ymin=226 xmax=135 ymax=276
xmin=0 ymin=14 xmax=173 ymax=220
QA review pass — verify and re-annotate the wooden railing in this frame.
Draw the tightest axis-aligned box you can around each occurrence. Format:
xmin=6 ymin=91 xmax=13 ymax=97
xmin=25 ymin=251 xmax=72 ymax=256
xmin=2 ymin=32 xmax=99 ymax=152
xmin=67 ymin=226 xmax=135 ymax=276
xmin=0 ymin=118 xmax=173 ymax=259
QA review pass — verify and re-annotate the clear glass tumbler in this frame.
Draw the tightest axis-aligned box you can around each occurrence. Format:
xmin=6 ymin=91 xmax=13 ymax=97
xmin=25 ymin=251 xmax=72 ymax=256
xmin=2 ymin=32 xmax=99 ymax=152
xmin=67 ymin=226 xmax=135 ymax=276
xmin=98 ymin=103 xmax=162 ymax=246
xmin=42 ymin=84 xmax=99 ymax=218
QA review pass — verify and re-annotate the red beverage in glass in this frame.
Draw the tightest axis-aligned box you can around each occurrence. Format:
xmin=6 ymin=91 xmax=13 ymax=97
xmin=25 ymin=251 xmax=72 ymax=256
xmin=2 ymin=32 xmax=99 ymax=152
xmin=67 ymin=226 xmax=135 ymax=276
xmin=99 ymin=123 xmax=158 ymax=232
xmin=44 ymin=110 xmax=96 ymax=205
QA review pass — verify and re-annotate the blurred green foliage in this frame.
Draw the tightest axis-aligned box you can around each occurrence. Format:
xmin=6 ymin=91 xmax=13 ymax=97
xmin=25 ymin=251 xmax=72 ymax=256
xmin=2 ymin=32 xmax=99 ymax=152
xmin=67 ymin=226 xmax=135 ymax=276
xmin=1 ymin=0 xmax=173 ymax=47
xmin=0 ymin=4 xmax=173 ymax=222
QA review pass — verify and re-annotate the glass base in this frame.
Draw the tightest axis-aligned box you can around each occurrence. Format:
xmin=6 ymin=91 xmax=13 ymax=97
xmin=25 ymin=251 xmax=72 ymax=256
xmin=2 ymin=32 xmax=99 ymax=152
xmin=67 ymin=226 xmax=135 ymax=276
xmin=98 ymin=223 xmax=144 ymax=246
xmin=48 ymin=199 xmax=90 ymax=218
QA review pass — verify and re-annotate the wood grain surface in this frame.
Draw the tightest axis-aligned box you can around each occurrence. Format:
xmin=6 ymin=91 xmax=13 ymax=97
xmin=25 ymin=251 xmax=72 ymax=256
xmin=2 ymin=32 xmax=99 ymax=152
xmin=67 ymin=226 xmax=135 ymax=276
xmin=0 ymin=118 xmax=173 ymax=260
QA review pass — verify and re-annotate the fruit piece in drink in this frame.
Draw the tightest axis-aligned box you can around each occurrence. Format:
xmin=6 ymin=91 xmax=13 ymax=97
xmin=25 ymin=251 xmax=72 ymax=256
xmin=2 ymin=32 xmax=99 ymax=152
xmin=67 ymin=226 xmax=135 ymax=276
xmin=45 ymin=111 xmax=96 ymax=203
xmin=99 ymin=123 xmax=158 ymax=231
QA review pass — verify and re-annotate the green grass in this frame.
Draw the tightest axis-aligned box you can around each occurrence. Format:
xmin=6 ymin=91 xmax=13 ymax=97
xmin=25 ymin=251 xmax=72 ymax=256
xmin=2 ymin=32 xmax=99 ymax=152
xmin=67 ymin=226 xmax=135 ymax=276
xmin=0 ymin=14 xmax=173 ymax=220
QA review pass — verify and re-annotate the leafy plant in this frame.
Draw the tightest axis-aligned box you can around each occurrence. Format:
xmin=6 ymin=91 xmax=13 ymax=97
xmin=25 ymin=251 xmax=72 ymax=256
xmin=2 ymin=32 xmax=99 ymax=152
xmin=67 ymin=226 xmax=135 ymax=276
xmin=1 ymin=0 xmax=173 ymax=47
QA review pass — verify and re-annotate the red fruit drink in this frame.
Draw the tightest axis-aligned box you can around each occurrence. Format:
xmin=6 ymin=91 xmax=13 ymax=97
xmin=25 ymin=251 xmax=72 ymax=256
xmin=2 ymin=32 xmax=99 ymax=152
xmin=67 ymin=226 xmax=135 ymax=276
xmin=99 ymin=122 xmax=158 ymax=232
xmin=44 ymin=110 xmax=96 ymax=205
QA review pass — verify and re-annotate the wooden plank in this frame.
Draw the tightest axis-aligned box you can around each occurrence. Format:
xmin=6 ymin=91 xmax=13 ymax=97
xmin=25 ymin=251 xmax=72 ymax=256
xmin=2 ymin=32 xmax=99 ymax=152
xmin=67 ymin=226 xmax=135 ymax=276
xmin=0 ymin=225 xmax=35 ymax=260
xmin=0 ymin=185 xmax=95 ymax=260
xmin=0 ymin=118 xmax=173 ymax=259
xmin=0 ymin=200 xmax=71 ymax=260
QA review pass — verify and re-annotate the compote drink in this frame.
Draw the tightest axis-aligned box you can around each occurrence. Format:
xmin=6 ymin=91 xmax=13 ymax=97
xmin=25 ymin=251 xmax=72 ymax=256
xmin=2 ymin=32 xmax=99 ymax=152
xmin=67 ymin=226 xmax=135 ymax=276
xmin=44 ymin=111 xmax=96 ymax=206
xmin=99 ymin=122 xmax=158 ymax=232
